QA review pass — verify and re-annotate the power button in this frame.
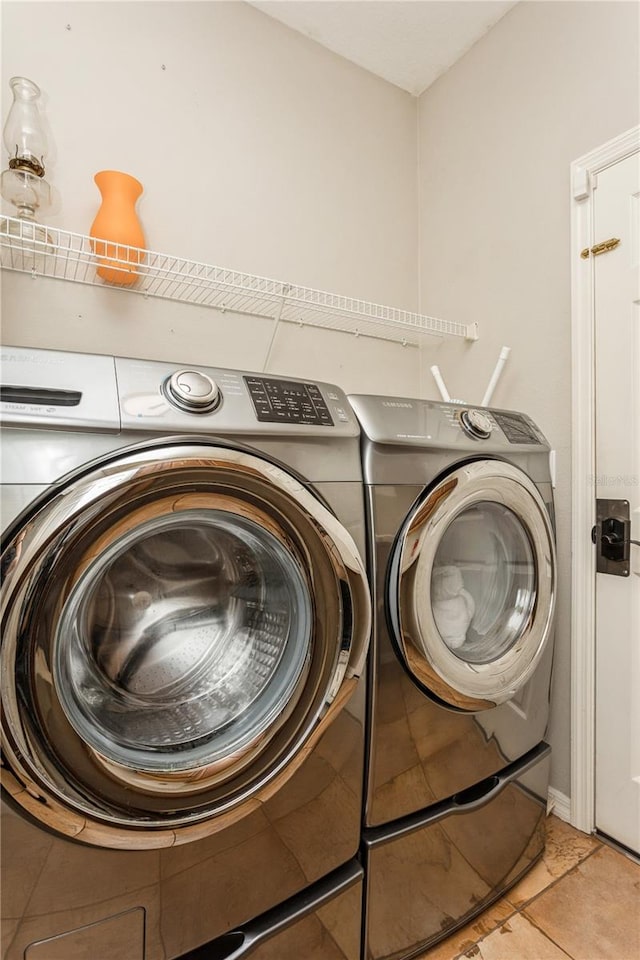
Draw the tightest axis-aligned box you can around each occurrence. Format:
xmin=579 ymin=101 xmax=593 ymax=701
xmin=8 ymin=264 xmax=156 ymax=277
xmin=164 ymin=369 xmax=221 ymax=413
xmin=460 ymin=409 xmax=492 ymax=440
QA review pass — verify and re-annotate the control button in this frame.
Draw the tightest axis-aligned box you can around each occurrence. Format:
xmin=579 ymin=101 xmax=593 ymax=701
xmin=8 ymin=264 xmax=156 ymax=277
xmin=165 ymin=369 xmax=221 ymax=413
xmin=243 ymin=376 xmax=335 ymax=425
xmin=460 ymin=409 xmax=493 ymax=440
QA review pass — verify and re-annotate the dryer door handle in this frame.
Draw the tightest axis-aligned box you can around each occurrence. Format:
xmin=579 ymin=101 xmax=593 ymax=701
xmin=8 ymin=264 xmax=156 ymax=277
xmin=451 ymin=742 xmax=552 ymax=815
xmin=451 ymin=773 xmax=504 ymax=812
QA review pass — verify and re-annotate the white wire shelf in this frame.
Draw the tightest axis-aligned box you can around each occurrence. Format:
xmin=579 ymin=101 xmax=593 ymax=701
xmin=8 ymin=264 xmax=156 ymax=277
xmin=0 ymin=216 xmax=477 ymax=346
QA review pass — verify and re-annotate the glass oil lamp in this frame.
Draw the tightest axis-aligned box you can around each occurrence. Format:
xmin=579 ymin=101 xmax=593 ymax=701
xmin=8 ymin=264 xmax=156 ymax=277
xmin=1 ymin=76 xmax=52 ymax=243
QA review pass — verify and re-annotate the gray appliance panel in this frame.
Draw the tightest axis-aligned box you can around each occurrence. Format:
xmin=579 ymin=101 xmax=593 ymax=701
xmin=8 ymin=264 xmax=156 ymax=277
xmin=0 ymin=346 xmax=359 ymax=436
xmin=115 ymin=356 xmax=359 ymax=436
xmin=348 ymin=393 xmax=548 ymax=451
xmin=1 ymin=347 xmax=368 ymax=959
xmin=362 ymin=745 xmax=549 ymax=960
xmin=1 ymin=346 xmax=363 ymax=485
xmin=360 ymin=442 xmax=553 ymax=490
xmin=1 ymin=675 xmax=366 ymax=960
xmin=349 ymin=394 xmax=552 ymax=485
xmin=180 ymin=860 xmax=363 ymax=960
xmin=363 ymin=481 xmax=554 ymax=826
xmin=0 ymin=428 xmax=363 ymax=490
xmin=0 ymin=346 xmax=120 ymax=431
xmin=24 ymin=909 xmax=144 ymax=960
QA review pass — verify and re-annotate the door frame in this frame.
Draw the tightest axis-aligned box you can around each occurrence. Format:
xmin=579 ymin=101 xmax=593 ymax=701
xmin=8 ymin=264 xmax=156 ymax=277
xmin=570 ymin=125 xmax=640 ymax=833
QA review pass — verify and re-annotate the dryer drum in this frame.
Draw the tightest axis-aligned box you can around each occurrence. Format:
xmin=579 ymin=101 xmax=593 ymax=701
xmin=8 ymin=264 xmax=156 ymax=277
xmin=0 ymin=440 xmax=370 ymax=848
xmin=388 ymin=459 xmax=556 ymax=711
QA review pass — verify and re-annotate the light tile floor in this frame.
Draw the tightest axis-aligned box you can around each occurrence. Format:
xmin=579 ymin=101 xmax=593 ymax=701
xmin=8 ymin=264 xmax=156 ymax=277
xmin=417 ymin=816 xmax=640 ymax=960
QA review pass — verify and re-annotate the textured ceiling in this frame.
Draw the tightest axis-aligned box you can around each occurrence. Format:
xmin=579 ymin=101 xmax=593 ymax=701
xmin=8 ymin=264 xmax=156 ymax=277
xmin=248 ymin=1 xmax=518 ymax=95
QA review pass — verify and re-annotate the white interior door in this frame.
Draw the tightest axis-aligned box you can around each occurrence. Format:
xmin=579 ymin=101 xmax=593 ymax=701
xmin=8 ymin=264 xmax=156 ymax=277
xmin=594 ymin=150 xmax=640 ymax=855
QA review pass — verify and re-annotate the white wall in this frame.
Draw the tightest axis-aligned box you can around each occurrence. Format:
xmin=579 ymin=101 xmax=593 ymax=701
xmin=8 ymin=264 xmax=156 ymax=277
xmin=1 ymin=0 xmax=420 ymax=393
xmin=417 ymin=0 xmax=640 ymax=796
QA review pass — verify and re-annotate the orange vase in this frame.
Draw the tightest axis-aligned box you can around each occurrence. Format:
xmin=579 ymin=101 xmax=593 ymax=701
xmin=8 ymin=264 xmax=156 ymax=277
xmin=89 ymin=170 xmax=145 ymax=286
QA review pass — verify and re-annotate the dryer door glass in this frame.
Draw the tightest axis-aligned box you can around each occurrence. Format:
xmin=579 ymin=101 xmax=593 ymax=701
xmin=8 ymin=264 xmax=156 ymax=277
xmin=430 ymin=502 xmax=536 ymax=664
xmin=391 ymin=460 xmax=556 ymax=711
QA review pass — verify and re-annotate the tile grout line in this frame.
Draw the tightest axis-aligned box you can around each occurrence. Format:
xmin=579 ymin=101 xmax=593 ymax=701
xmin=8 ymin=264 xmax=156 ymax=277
xmin=421 ymin=823 xmax=608 ymax=960
xmin=513 ymin=840 xmax=605 ymax=914
xmin=522 ymin=911 xmax=579 ymax=960
xmin=447 ymin=836 xmax=607 ymax=960
xmin=451 ymin=899 xmax=575 ymax=960
xmin=506 ymin=844 xmax=609 ymax=960
xmin=516 ymin=843 xmax=633 ymax=960
xmin=501 ymin=824 xmax=604 ymax=911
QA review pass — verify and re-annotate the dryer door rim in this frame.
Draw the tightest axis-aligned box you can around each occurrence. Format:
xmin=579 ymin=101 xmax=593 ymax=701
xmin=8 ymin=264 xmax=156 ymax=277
xmin=0 ymin=438 xmax=370 ymax=848
xmin=388 ymin=459 xmax=556 ymax=711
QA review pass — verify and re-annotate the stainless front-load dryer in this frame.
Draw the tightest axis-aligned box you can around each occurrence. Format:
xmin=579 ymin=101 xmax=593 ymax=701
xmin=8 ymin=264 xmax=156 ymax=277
xmin=0 ymin=346 xmax=371 ymax=960
xmin=348 ymin=394 xmax=557 ymax=960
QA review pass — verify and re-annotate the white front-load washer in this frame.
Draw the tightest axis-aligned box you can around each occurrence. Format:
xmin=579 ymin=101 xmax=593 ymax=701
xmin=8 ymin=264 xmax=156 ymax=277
xmin=348 ymin=393 xmax=557 ymax=960
xmin=0 ymin=346 xmax=371 ymax=960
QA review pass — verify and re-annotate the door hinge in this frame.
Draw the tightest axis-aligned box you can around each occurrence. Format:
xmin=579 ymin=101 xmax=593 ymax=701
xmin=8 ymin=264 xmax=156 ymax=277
xmin=580 ymin=237 xmax=621 ymax=259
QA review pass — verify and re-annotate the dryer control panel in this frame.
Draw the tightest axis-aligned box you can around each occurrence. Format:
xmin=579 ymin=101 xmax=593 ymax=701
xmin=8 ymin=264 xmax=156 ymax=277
xmin=491 ymin=410 xmax=542 ymax=445
xmin=347 ymin=394 xmax=548 ymax=451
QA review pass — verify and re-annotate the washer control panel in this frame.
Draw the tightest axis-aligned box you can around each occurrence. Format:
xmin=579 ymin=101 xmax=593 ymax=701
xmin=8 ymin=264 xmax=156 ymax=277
xmin=245 ymin=376 xmax=334 ymax=426
xmin=0 ymin=347 xmax=359 ymax=437
xmin=165 ymin=369 xmax=221 ymax=413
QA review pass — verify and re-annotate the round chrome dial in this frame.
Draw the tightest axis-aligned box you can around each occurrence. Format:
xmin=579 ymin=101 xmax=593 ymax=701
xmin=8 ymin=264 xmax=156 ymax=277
xmin=165 ymin=369 xmax=220 ymax=413
xmin=460 ymin=408 xmax=492 ymax=439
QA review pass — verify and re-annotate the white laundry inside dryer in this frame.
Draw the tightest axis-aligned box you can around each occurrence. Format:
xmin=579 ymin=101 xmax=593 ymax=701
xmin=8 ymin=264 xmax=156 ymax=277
xmin=431 ymin=501 xmax=537 ymax=664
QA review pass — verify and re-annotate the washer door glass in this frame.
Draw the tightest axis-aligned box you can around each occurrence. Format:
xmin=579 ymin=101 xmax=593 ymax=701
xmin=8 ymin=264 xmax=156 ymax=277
xmin=431 ymin=501 xmax=536 ymax=664
xmin=54 ymin=509 xmax=312 ymax=773
xmin=390 ymin=460 xmax=556 ymax=711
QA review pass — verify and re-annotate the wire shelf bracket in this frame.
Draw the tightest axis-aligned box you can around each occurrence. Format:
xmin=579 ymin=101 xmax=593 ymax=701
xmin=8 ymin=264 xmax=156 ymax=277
xmin=0 ymin=216 xmax=478 ymax=346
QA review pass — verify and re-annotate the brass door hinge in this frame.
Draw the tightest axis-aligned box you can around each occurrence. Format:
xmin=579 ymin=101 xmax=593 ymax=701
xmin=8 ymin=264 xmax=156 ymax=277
xmin=580 ymin=237 xmax=621 ymax=259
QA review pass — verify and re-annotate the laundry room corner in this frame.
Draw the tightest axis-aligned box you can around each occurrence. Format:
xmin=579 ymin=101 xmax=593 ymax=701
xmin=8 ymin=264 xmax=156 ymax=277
xmin=415 ymin=0 xmax=640 ymax=809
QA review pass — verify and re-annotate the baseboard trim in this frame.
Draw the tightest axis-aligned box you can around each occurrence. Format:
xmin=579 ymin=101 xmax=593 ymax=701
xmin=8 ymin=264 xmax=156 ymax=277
xmin=547 ymin=787 xmax=571 ymax=823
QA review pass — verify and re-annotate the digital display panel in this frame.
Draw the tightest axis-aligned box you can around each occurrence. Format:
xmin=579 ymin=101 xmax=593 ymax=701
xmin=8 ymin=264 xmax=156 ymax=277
xmin=244 ymin=377 xmax=334 ymax=426
xmin=493 ymin=411 xmax=540 ymax=444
